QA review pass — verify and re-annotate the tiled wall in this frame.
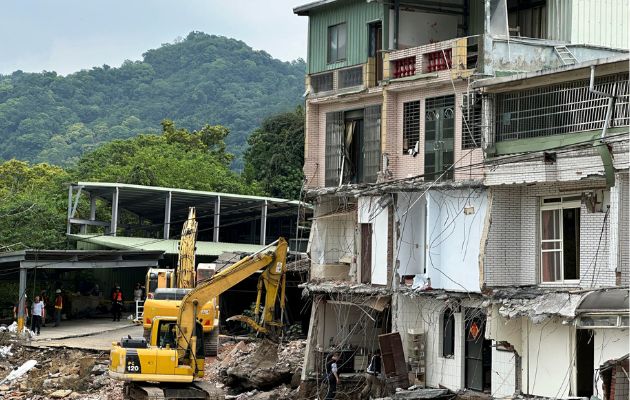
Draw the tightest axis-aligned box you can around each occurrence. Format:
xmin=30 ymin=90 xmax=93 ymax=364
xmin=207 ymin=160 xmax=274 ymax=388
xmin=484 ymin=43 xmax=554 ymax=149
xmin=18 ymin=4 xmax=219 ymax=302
xmin=485 ymin=180 xmax=618 ymax=288
xmin=394 ymin=294 xmax=485 ymax=390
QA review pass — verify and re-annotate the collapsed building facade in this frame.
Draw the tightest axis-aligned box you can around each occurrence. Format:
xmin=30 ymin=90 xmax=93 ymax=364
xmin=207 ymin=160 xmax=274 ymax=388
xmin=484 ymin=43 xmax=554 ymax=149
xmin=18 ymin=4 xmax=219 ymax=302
xmin=294 ymin=0 xmax=629 ymax=397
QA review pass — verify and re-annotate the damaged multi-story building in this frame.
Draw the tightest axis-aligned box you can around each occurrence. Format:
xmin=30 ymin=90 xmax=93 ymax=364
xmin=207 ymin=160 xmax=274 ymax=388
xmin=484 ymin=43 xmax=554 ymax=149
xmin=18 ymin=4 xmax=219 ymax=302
xmin=293 ymin=0 xmax=629 ymax=398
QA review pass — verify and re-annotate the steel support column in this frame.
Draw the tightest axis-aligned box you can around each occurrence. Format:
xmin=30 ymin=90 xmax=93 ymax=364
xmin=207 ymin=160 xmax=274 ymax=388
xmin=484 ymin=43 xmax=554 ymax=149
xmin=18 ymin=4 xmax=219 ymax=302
xmin=17 ymin=266 xmax=27 ymax=333
xmin=164 ymin=191 xmax=172 ymax=239
xmin=213 ymin=196 xmax=221 ymax=242
xmin=111 ymin=187 xmax=119 ymax=236
xmin=66 ymin=185 xmax=73 ymax=234
xmin=260 ymin=200 xmax=268 ymax=245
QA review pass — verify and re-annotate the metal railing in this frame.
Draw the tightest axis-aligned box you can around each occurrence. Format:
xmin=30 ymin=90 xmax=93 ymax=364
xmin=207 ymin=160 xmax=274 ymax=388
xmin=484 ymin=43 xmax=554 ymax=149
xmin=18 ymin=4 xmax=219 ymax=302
xmin=134 ymin=300 xmax=144 ymax=323
xmin=495 ymin=73 xmax=630 ymax=142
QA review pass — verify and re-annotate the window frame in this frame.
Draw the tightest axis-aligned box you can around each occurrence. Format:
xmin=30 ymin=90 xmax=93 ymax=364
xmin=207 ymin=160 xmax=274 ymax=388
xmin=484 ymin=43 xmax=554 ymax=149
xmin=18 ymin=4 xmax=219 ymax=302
xmin=402 ymin=100 xmax=421 ymax=154
xmin=539 ymin=195 xmax=582 ymax=284
xmin=441 ymin=308 xmax=455 ymax=358
xmin=327 ymin=23 xmax=347 ymax=64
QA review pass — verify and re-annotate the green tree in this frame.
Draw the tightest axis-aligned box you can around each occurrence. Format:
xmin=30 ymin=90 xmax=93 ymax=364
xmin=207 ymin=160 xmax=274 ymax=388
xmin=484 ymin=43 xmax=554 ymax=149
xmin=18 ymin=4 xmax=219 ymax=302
xmin=74 ymin=122 xmax=259 ymax=195
xmin=0 ymin=160 xmax=70 ymax=250
xmin=243 ymin=106 xmax=304 ymax=199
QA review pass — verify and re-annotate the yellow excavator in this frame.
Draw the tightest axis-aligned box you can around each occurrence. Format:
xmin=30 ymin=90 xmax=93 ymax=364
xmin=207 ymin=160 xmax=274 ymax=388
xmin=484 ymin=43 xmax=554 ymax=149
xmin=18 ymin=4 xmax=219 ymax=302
xmin=109 ymin=238 xmax=288 ymax=399
xmin=142 ymin=208 xmax=218 ymax=355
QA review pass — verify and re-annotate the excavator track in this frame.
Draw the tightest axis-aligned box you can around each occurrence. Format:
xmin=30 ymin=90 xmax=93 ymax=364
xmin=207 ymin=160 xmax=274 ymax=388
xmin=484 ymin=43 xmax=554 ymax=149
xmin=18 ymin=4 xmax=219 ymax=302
xmin=124 ymin=382 xmax=224 ymax=400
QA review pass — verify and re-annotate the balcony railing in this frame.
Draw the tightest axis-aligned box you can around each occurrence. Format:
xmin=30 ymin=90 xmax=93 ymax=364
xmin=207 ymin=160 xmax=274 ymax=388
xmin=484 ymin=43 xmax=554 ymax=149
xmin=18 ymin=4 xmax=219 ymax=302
xmin=387 ymin=36 xmax=479 ymax=80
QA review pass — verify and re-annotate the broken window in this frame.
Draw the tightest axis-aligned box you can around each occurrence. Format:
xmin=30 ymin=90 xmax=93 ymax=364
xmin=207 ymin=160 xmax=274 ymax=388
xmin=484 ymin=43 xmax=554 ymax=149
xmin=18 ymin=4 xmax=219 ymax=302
xmin=441 ymin=309 xmax=455 ymax=358
xmin=403 ymin=100 xmax=420 ymax=154
xmin=496 ymin=73 xmax=630 ymax=142
xmin=424 ymin=95 xmax=455 ymax=180
xmin=540 ymin=196 xmax=581 ymax=283
xmin=462 ymin=92 xmax=482 ymax=149
xmin=324 ymin=106 xmax=381 ymax=186
xmin=327 ymin=23 xmax=347 ymax=63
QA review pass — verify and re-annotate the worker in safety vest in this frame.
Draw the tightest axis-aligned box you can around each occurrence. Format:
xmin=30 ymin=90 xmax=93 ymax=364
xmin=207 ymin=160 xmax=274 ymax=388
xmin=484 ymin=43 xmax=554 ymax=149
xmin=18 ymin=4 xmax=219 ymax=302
xmin=111 ymin=286 xmax=123 ymax=321
xmin=54 ymin=289 xmax=63 ymax=327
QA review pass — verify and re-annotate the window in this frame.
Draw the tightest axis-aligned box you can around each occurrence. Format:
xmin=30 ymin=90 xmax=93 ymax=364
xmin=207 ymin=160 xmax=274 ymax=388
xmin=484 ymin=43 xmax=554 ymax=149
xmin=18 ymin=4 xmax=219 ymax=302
xmin=328 ymin=23 xmax=347 ymax=63
xmin=403 ymin=101 xmax=420 ymax=154
xmin=424 ymin=95 xmax=455 ymax=180
xmin=540 ymin=196 xmax=581 ymax=283
xmin=462 ymin=92 xmax=482 ymax=149
xmin=311 ymin=72 xmax=333 ymax=93
xmin=442 ymin=309 xmax=455 ymax=357
xmin=338 ymin=66 xmax=363 ymax=89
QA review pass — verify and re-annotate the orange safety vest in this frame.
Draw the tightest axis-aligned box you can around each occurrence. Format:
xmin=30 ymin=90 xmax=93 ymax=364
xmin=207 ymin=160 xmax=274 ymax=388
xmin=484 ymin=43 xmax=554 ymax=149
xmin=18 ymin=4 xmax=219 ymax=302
xmin=54 ymin=295 xmax=63 ymax=310
xmin=113 ymin=291 xmax=122 ymax=302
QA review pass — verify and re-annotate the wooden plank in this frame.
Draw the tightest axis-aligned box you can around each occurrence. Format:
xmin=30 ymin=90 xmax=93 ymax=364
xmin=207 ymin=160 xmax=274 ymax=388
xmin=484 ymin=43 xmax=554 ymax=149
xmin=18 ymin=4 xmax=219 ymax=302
xmin=379 ymin=332 xmax=409 ymax=389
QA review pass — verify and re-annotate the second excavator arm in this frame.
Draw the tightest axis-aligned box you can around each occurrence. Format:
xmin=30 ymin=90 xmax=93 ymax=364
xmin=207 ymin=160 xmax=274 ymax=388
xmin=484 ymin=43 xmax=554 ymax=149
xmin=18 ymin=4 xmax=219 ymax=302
xmin=176 ymin=207 xmax=198 ymax=288
xmin=174 ymin=237 xmax=288 ymax=361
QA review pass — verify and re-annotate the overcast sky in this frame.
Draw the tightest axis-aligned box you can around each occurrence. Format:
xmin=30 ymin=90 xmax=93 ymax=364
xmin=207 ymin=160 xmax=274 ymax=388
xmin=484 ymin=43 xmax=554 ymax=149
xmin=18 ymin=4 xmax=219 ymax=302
xmin=0 ymin=0 xmax=308 ymax=75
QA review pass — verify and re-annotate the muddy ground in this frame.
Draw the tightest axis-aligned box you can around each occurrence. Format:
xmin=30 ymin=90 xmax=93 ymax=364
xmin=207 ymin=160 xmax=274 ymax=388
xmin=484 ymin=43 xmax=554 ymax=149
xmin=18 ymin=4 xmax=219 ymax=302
xmin=0 ymin=330 xmax=305 ymax=400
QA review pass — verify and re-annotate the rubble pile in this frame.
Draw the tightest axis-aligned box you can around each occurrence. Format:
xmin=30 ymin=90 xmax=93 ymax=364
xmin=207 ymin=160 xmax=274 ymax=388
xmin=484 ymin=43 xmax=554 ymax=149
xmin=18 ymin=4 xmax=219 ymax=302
xmin=208 ymin=338 xmax=306 ymax=398
xmin=0 ymin=339 xmax=122 ymax=400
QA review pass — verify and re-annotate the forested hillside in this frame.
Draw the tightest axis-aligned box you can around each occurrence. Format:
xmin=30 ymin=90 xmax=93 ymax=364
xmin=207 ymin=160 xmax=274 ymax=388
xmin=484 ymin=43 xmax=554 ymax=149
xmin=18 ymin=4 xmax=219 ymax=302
xmin=0 ymin=32 xmax=305 ymax=169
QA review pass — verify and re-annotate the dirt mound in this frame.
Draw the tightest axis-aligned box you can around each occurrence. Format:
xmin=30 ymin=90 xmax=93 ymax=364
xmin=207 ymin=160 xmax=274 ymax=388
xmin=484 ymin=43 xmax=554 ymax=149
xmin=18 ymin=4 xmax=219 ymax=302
xmin=206 ymin=338 xmax=305 ymax=396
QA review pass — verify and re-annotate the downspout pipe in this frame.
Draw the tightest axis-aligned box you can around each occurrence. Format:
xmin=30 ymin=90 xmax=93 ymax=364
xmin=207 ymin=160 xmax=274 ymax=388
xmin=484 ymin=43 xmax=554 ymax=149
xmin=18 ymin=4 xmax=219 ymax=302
xmin=589 ymin=65 xmax=618 ymax=140
xmin=589 ymin=66 xmax=618 ymax=187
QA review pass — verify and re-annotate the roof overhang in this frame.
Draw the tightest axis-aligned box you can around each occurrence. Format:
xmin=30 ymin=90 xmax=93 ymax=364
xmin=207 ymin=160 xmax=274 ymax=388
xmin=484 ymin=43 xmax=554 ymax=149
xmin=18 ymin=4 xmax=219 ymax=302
xmin=577 ymin=288 xmax=630 ymax=314
xmin=0 ymin=249 xmax=163 ymax=270
xmin=69 ymin=234 xmax=269 ymax=257
xmin=473 ymin=55 xmax=630 ymax=93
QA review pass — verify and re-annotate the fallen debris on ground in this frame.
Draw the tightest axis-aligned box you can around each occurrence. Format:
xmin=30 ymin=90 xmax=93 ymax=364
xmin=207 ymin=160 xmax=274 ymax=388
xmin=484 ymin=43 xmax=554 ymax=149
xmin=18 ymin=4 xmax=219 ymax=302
xmin=206 ymin=338 xmax=305 ymax=397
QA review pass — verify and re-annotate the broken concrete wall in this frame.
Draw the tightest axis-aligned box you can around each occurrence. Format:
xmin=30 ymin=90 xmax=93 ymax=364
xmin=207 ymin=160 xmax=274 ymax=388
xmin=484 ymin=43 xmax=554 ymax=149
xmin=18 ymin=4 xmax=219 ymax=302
xmin=358 ymin=197 xmax=388 ymax=285
xmin=395 ymin=192 xmax=426 ymax=277
xmin=393 ymin=293 xmax=484 ymax=391
xmin=310 ymin=196 xmax=357 ymax=281
xmin=593 ymin=328 xmax=629 ymax=396
xmin=425 ymin=189 xmax=487 ymax=292
xmin=487 ymin=307 xmax=574 ymax=398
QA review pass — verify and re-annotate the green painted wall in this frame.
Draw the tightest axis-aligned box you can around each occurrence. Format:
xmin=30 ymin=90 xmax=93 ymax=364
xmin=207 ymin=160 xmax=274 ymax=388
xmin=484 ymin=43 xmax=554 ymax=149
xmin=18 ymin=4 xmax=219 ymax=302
xmin=308 ymin=0 xmax=386 ymax=74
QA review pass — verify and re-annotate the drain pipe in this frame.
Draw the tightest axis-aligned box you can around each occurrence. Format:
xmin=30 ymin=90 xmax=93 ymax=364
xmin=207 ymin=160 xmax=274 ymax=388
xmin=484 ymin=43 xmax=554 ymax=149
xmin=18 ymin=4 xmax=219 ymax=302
xmin=589 ymin=65 xmax=618 ymax=140
xmin=589 ymin=65 xmax=618 ymax=187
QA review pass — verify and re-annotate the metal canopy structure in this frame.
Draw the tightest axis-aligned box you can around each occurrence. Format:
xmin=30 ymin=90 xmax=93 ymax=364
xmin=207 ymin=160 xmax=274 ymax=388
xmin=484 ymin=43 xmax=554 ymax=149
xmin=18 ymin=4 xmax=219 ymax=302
xmin=67 ymin=182 xmax=310 ymax=247
xmin=0 ymin=249 xmax=163 ymax=333
xmin=577 ymin=288 xmax=630 ymax=313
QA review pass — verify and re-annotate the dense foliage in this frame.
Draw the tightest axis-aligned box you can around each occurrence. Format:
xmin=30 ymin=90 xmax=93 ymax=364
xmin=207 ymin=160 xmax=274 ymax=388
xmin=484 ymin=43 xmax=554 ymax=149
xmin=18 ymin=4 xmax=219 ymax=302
xmin=0 ymin=160 xmax=70 ymax=251
xmin=75 ymin=120 xmax=258 ymax=194
xmin=0 ymin=120 xmax=264 ymax=251
xmin=0 ymin=32 xmax=305 ymax=169
xmin=243 ymin=107 xmax=305 ymax=199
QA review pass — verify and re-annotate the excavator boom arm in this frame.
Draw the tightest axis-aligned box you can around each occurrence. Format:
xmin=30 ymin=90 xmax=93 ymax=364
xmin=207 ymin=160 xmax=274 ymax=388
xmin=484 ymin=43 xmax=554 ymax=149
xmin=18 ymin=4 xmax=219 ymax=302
xmin=176 ymin=207 xmax=198 ymax=288
xmin=175 ymin=238 xmax=288 ymax=358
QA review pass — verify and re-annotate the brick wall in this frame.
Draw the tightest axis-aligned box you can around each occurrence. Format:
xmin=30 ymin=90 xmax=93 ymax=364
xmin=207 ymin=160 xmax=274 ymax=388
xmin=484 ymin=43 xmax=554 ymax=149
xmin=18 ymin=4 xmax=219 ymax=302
xmin=620 ymin=173 xmax=630 ymax=285
xmin=485 ymin=180 xmax=618 ymax=288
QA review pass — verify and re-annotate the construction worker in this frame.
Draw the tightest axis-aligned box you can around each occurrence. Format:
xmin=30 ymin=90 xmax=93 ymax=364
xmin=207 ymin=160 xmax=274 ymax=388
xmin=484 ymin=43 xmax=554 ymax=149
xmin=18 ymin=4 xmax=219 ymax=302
xmin=360 ymin=349 xmax=382 ymax=399
xmin=325 ymin=352 xmax=340 ymax=399
xmin=54 ymin=289 xmax=63 ymax=327
xmin=13 ymin=295 xmax=29 ymax=321
xmin=111 ymin=286 xmax=123 ymax=321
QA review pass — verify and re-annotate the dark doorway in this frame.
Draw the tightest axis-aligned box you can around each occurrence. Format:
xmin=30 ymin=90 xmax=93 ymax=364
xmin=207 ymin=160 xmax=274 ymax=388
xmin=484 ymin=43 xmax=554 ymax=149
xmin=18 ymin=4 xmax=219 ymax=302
xmin=465 ymin=309 xmax=491 ymax=391
xmin=360 ymin=223 xmax=372 ymax=284
xmin=368 ymin=21 xmax=383 ymax=82
xmin=576 ymin=329 xmax=594 ymax=397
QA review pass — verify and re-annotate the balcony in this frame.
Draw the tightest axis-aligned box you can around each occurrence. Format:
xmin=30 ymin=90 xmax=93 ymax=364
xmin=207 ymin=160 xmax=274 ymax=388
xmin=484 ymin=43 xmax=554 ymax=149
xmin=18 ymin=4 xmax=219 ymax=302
xmin=385 ymin=36 xmax=479 ymax=83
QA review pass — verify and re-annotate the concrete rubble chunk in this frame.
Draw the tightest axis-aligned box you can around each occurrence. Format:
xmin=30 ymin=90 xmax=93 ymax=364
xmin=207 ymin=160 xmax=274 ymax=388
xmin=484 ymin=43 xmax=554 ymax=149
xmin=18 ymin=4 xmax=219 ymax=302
xmin=49 ymin=389 xmax=73 ymax=398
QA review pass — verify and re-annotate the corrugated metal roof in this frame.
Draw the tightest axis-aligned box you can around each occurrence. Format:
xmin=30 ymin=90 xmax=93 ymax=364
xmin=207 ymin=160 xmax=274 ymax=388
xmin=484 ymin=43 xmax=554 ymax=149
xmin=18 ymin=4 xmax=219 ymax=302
xmin=76 ymin=182 xmax=306 ymax=206
xmin=69 ymin=234 xmax=267 ymax=257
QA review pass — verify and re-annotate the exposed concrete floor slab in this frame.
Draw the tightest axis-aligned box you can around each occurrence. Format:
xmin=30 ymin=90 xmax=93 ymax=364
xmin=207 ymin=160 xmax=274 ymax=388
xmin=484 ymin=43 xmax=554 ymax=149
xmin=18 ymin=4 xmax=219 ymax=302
xmin=28 ymin=318 xmax=143 ymax=351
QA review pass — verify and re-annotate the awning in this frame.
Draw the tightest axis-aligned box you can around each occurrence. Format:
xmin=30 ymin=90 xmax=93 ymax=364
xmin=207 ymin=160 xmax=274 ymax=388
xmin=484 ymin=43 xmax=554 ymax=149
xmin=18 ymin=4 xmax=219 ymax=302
xmin=577 ymin=288 xmax=630 ymax=314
